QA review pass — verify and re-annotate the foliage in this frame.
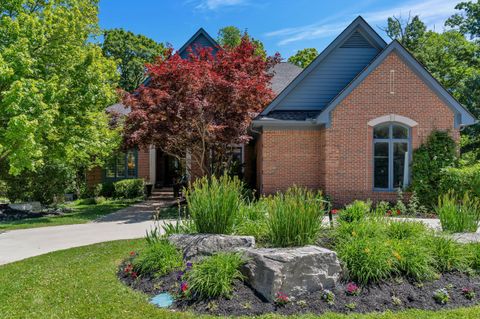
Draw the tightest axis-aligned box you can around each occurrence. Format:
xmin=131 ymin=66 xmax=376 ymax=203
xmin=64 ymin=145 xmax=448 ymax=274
xmin=4 ymin=160 xmax=74 ymax=204
xmin=387 ymin=221 xmax=429 ymax=240
xmin=113 ymin=178 xmax=144 ymax=199
xmin=266 ymin=187 xmax=326 ymax=247
xmin=0 ymin=0 xmax=120 ymax=177
xmin=411 ymin=131 xmax=457 ymax=207
xmin=217 ymin=26 xmax=266 ymax=58
xmin=123 ymin=38 xmax=280 ymax=176
xmin=446 ymin=0 xmax=480 ymax=39
xmin=339 ymin=200 xmax=371 ymax=223
xmin=186 ymin=175 xmax=244 ymax=234
xmin=437 ymin=191 xmax=480 ymax=233
xmin=321 ymin=289 xmax=335 ymax=305
xmin=428 ymin=236 xmax=466 ymax=273
xmin=433 ymin=288 xmax=450 ymax=305
xmin=462 ymin=287 xmax=476 ymax=300
xmin=95 ymin=182 xmax=115 ymax=198
xmin=288 ymin=48 xmax=319 ymax=68
xmin=187 ymin=252 xmax=244 ymax=299
xmin=132 ymin=240 xmax=183 ymax=277
xmin=234 ymin=200 xmax=269 ymax=243
xmin=274 ymin=292 xmax=290 ymax=306
xmin=393 ymin=238 xmax=435 ymax=281
xmin=466 ymin=243 xmax=480 ymax=272
xmin=102 ymin=28 xmax=166 ymax=92
xmin=440 ymin=164 xmax=480 ymax=198
xmin=346 ymin=282 xmax=361 ymax=296
xmin=384 ymin=15 xmax=427 ymax=52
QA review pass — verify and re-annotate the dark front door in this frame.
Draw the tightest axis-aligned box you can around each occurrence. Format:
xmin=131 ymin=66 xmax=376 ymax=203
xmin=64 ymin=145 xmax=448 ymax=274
xmin=156 ymin=149 xmax=178 ymax=187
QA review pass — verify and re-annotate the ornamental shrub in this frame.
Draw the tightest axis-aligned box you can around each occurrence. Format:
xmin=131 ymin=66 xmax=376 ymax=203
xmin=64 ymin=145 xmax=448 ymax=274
xmin=428 ymin=236 xmax=466 ymax=273
xmin=266 ymin=187 xmax=326 ymax=247
xmin=188 ymin=252 xmax=245 ymax=299
xmin=339 ymin=200 xmax=371 ymax=223
xmin=113 ymin=178 xmax=144 ymax=199
xmin=440 ymin=164 xmax=480 ymax=198
xmin=132 ymin=240 xmax=183 ymax=277
xmin=410 ymin=130 xmax=457 ymax=207
xmin=186 ymin=175 xmax=244 ymax=234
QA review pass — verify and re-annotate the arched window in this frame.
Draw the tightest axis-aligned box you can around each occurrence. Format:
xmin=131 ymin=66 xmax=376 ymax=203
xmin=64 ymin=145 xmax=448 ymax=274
xmin=373 ymin=123 xmax=410 ymax=190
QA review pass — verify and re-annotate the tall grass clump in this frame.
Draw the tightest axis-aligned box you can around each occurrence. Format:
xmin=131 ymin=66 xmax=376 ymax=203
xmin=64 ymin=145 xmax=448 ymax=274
xmin=132 ymin=240 xmax=183 ymax=277
xmin=185 ymin=175 xmax=244 ymax=234
xmin=234 ymin=200 xmax=269 ymax=243
xmin=266 ymin=187 xmax=326 ymax=247
xmin=188 ymin=252 xmax=245 ymax=299
xmin=339 ymin=200 xmax=371 ymax=223
xmin=436 ymin=191 xmax=480 ymax=233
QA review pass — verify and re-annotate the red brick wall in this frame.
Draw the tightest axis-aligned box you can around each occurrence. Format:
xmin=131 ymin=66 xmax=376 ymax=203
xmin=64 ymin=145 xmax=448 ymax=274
xmin=324 ymin=51 xmax=458 ymax=205
xmin=259 ymin=128 xmax=324 ymax=194
xmin=257 ymin=51 xmax=460 ymax=206
xmin=137 ymin=148 xmax=150 ymax=182
xmin=86 ymin=167 xmax=102 ymax=188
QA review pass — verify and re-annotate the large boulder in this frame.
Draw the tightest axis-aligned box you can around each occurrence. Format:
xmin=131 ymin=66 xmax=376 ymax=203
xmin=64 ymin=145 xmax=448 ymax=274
xmin=8 ymin=202 xmax=42 ymax=212
xmin=240 ymin=245 xmax=341 ymax=301
xmin=168 ymin=234 xmax=255 ymax=260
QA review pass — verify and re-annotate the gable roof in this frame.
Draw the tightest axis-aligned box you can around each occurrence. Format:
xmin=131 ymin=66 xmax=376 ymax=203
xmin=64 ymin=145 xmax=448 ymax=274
xmin=177 ymin=28 xmax=219 ymax=57
xmin=260 ymin=16 xmax=387 ymax=116
xmin=316 ymin=40 xmax=478 ymax=128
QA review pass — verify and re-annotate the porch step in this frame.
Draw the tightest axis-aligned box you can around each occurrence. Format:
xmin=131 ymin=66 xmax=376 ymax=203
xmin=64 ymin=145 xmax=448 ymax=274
xmin=149 ymin=188 xmax=176 ymax=201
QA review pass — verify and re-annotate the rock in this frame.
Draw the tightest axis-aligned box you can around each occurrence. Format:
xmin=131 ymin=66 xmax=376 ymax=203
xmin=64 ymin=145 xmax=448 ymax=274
xmin=168 ymin=234 xmax=255 ymax=260
xmin=240 ymin=245 xmax=342 ymax=301
xmin=8 ymin=201 xmax=42 ymax=212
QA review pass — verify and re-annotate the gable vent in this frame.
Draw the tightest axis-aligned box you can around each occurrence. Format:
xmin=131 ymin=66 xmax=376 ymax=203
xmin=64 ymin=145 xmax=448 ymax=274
xmin=340 ymin=31 xmax=374 ymax=48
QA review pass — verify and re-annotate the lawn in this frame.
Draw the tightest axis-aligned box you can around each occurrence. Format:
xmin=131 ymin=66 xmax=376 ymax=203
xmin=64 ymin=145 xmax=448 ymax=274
xmin=0 ymin=199 xmax=139 ymax=231
xmin=0 ymin=239 xmax=479 ymax=319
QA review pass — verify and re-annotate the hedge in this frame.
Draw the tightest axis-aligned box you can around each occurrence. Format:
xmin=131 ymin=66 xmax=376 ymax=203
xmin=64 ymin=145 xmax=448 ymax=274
xmin=113 ymin=179 xmax=145 ymax=199
xmin=440 ymin=164 xmax=480 ymax=198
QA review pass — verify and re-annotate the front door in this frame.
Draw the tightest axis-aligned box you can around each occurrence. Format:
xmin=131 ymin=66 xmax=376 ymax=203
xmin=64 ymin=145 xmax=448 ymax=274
xmin=155 ymin=149 xmax=178 ymax=187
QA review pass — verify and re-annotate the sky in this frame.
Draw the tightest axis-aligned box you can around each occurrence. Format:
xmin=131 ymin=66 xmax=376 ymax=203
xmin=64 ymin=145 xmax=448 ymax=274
xmin=98 ymin=0 xmax=461 ymax=58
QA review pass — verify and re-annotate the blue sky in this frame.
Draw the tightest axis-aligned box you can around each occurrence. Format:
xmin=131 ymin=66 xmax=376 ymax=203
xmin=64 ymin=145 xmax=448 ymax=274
xmin=98 ymin=0 xmax=461 ymax=58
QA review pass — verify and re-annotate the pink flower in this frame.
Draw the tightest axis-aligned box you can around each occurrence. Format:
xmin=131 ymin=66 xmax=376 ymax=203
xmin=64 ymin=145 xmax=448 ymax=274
xmin=130 ymin=251 xmax=136 ymax=256
xmin=396 ymin=209 xmax=401 ymax=215
xmin=331 ymin=209 xmax=339 ymax=215
xmin=274 ymin=292 xmax=289 ymax=306
xmin=131 ymin=272 xmax=138 ymax=279
xmin=346 ymin=282 xmax=360 ymax=296
xmin=181 ymin=281 xmax=189 ymax=292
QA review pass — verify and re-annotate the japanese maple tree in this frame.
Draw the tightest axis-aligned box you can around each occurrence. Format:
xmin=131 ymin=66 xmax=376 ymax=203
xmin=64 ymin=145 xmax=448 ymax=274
xmin=123 ymin=37 xmax=280 ymax=176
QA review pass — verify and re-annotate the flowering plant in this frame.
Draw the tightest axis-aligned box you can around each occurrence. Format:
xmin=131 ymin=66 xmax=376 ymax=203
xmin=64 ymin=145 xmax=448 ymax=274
xmin=346 ymin=282 xmax=360 ymax=296
xmin=321 ymin=289 xmax=335 ymax=304
xmin=274 ymin=292 xmax=289 ymax=306
xmin=433 ymin=288 xmax=450 ymax=304
xmin=123 ymin=263 xmax=138 ymax=279
xmin=462 ymin=287 xmax=476 ymax=300
xmin=331 ymin=209 xmax=339 ymax=215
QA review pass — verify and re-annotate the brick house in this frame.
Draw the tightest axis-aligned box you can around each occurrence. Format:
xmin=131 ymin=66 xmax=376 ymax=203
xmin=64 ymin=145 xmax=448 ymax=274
xmin=89 ymin=17 xmax=477 ymax=205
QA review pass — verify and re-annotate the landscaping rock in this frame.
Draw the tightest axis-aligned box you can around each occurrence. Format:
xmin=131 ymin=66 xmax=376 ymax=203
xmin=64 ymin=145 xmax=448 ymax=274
xmin=240 ymin=245 xmax=341 ymax=302
xmin=8 ymin=201 xmax=42 ymax=212
xmin=168 ymin=234 xmax=255 ymax=260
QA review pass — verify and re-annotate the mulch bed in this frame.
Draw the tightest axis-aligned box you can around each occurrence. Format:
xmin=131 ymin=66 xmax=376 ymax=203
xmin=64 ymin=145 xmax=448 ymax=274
xmin=118 ymin=261 xmax=480 ymax=316
xmin=0 ymin=204 xmax=68 ymax=222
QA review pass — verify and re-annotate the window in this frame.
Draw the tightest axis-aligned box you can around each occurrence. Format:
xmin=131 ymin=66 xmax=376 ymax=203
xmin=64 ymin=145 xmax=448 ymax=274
xmin=373 ymin=123 xmax=410 ymax=190
xmin=104 ymin=150 xmax=138 ymax=181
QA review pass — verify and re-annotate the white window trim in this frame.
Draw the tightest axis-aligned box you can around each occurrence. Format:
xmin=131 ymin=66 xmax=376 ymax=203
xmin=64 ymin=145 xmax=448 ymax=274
xmin=368 ymin=114 xmax=418 ymax=127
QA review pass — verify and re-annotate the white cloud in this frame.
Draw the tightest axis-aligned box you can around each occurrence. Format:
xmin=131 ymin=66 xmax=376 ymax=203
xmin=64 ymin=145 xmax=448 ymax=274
xmin=266 ymin=0 xmax=459 ymax=45
xmin=193 ymin=0 xmax=248 ymax=10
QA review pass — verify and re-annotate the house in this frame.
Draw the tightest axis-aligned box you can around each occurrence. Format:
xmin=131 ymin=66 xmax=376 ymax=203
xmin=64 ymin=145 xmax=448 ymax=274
xmin=88 ymin=17 xmax=477 ymax=205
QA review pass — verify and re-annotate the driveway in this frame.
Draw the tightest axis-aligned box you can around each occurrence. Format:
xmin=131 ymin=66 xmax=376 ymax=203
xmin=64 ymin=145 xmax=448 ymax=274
xmin=0 ymin=199 xmax=176 ymax=265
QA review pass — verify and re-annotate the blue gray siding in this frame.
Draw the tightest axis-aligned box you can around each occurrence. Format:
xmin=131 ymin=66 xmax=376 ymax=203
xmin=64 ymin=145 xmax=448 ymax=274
xmin=179 ymin=33 xmax=218 ymax=59
xmin=275 ymin=32 xmax=380 ymax=111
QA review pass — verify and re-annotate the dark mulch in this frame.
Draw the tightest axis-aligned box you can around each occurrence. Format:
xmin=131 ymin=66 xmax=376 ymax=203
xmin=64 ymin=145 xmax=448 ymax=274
xmin=118 ymin=261 xmax=480 ymax=316
xmin=0 ymin=204 xmax=68 ymax=222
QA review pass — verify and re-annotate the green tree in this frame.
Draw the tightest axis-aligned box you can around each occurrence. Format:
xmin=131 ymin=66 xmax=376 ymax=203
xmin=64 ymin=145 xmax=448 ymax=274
xmin=288 ymin=48 xmax=319 ymax=68
xmin=102 ymin=29 xmax=166 ymax=92
xmin=0 ymin=1 xmax=119 ymax=184
xmin=217 ymin=26 xmax=266 ymax=58
xmin=384 ymin=15 xmax=426 ymax=52
xmin=446 ymin=0 xmax=480 ymax=39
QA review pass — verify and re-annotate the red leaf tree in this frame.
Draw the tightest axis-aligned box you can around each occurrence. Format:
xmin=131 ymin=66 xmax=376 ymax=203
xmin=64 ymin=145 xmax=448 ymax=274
xmin=123 ymin=37 xmax=280 ymax=176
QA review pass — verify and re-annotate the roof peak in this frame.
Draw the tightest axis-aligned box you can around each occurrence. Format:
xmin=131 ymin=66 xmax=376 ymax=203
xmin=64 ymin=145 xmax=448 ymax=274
xmin=177 ymin=27 xmax=219 ymax=56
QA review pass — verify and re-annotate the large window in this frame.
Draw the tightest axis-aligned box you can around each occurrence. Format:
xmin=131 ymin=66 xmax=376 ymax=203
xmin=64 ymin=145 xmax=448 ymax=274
xmin=104 ymin=150 xmax=138 ymax=181
xmin=373 ymin=123 xmax=410 ymax=190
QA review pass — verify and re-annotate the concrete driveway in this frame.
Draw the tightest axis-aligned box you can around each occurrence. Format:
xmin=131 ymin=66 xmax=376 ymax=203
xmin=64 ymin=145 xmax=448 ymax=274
xmin=0 ymin=200 xmax=175 ymax=265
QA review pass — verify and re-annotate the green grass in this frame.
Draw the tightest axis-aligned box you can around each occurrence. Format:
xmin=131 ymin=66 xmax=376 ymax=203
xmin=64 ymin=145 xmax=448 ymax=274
xmin=1 ymin=239 xmax=480 ymax=319
xmin=0 ymin=198 xmax=138 ymax=231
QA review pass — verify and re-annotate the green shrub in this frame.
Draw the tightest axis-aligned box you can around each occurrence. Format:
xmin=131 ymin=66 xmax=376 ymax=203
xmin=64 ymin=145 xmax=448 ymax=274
xmin=428 ymin=236 xmax=466 ymax=272
xmin=95 ymin=182 xmax=115 ymax=198
xmin=387 ymin=221 xmax=428 ymax=240
xmin=132 ymin=240 xmax=183 ymax=277
xmin=234 ymin=200 xmax=268 ymax=243
xmin=437 ymin=191 xmax=480 ymax=233
xmin=114 ymin=179 xmax=144 ymax=199
xmin=410 ymin=130 xmax=457 ymax=207
xmin=266 ymin=187 xmax=325 ymax=247
xmin=335 ymin=218 xmax=387 ymax=243
xmin=188 ymin=252 xmax=245 ymax=299
xmin=336 ymin=236 xmax=394 ymax=285
xmin=465 ymin=243 xmax=480 ymax=272
xmin=186 ymin=175 xmax=244 ymax=234
xmin=339 ymin=200 xmax=371 ymax=223
xmin=440 ymin=164 xmax=480 ymax=198
xmin=393 ymin=239 xmax=435 ymax=281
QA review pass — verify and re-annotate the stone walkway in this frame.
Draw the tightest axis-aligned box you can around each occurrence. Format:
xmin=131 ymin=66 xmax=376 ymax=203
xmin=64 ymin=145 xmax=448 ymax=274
xmin=0 ymin=196 xmax=177 ymax=266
